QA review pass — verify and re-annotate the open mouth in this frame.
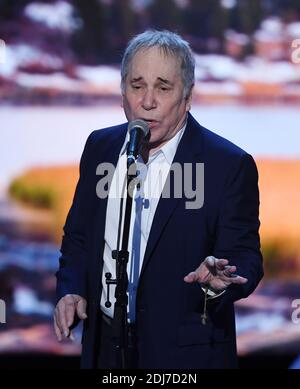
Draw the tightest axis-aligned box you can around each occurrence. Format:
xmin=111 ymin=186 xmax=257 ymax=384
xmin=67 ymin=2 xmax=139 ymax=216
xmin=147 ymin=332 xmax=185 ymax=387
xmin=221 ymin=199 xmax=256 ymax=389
xmin=142 ymin=119 xmax=159 ymax=128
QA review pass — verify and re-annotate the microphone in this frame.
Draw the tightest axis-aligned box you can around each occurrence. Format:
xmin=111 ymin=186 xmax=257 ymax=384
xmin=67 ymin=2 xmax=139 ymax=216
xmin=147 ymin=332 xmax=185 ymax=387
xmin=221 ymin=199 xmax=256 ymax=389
xmin=127 ymin=119 xmax=149 ymax=168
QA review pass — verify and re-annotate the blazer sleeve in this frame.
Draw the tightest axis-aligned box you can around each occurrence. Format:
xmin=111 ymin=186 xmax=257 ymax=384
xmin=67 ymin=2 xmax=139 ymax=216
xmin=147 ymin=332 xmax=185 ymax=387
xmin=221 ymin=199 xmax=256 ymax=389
xmin=55 ymin=131 xmax=95 ymax=304
xmin=212 ymin=153 xmax=264 ymax=306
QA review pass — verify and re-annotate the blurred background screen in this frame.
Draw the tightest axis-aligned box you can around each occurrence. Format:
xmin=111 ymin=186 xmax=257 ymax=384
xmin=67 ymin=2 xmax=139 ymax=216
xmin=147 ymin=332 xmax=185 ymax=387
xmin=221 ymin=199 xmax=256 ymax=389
xmin=0 ymin=0 xmax=300 ymax=369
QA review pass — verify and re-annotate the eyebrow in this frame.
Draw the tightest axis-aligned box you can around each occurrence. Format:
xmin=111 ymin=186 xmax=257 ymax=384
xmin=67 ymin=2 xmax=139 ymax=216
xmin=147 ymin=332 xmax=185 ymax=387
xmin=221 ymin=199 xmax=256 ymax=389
xmin=157 ymin=77 xmax=174 ymax=86
xmin=130 ymin=77 xmax=143 ymax=83
xmin=130 ymin=76 xmax=174 ymax=86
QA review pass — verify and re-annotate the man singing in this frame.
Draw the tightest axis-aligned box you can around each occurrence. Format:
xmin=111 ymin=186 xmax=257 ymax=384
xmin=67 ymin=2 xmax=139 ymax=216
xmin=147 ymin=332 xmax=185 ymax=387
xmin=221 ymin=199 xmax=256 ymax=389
xmin=54 ymin=30 xmax=263 ymax=369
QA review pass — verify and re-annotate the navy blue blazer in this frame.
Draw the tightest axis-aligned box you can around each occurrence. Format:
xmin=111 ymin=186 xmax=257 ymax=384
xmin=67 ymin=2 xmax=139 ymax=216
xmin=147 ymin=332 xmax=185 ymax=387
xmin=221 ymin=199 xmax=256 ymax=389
xmin=56 ymin=113 xmax=263 ymax=368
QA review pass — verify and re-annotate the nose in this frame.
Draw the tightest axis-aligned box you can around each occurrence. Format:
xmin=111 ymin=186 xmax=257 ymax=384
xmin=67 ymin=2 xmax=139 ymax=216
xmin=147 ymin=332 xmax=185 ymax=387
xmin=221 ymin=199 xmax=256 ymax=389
xmin=141 ymin=89 xmax=156 ymax=110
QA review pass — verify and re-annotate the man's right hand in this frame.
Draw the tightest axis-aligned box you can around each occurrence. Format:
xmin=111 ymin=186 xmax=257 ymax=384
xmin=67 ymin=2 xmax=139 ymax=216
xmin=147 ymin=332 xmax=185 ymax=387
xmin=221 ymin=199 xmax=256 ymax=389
xmin=53 ymin=294 xmax=87 ymax=342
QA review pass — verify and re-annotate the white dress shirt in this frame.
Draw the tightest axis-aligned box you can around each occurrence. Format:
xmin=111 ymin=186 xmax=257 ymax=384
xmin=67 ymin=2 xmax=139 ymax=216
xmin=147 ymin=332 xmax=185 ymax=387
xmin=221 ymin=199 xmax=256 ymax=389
xmin=100 ymin=122 xmax=186 ymax=321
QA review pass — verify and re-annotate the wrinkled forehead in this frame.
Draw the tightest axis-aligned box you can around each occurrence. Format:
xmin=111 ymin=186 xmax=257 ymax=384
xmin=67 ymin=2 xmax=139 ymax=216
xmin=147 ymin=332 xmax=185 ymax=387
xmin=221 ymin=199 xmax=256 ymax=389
xmin=128 ymin=46 xmax=183 ymax=78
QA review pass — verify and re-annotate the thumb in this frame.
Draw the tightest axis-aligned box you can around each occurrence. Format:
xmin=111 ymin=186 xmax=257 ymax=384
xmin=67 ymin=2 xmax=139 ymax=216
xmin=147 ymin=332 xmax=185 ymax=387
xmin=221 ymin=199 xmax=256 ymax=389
xmin=76 ymin=298 xmax=87 ymax=320
xmin=184 ymin=271 xmax=197 ymax=283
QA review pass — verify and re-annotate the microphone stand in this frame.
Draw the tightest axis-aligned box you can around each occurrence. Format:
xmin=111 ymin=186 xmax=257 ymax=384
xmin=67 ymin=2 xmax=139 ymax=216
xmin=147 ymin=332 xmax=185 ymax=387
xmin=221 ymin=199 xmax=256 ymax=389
xmin=105 ymin=157 xmax=139 ymax=369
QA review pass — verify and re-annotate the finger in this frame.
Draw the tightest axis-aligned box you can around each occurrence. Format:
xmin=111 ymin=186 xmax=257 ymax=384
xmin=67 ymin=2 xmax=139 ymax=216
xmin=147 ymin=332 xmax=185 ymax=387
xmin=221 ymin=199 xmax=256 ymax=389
xmin=222 ymin=275 xmax=248 ymax=284
xmin=53 ymin=314 xmax=63 ymax=342
xmin=184 ymin=271 xmax=198 ymax=283
xmin=57 ymin=301 xmax=70 ymax=338
xmin=54 ymin=306 xmax=64 ymax=334
xmin=205 ymin=256 xmax=216 ymax=267
xmin=76 ymin=298 xmax=88 ymax=320
xmin=229 ymin=275 xmax=248 ymax=284
xmin=215 ymin=258 xmax=229 ymax=270
xmin=68 ymin=330 xmax=75 ymax=341
xmin=204 ymin=256 xmax=228 ymax=270
xmin=65 ymin=299 xmax=76 ymax=328
xmin=54 ymin=322 xmax=62 ymax=341
xmin=223 ymin=265 xmax=237 ymax=277
xmin=55 ymin=297 xmax=70 ymax=332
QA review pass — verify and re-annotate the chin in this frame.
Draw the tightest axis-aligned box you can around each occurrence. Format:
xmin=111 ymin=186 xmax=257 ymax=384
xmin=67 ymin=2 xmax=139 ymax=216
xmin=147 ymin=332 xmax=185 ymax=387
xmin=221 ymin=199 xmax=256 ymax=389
xmin=148 ymin=132 xmax=158 ymax=143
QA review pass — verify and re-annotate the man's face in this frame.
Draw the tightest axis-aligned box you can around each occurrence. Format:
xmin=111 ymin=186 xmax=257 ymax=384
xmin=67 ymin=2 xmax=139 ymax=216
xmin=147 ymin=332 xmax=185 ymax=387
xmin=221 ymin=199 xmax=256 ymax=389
xmin=122 ymin=46 xmax=192 ymax=150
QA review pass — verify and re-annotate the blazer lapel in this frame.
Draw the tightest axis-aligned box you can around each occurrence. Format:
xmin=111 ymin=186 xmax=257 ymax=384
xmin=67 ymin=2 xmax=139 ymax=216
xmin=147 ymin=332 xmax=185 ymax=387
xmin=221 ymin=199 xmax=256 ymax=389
xmin=140 ymin=113 xmax=204 ymax=277
xmin=94 ymin=124 xmax=128 ymax=219
xmin=92 ymin=125 xmax=127 ymax=284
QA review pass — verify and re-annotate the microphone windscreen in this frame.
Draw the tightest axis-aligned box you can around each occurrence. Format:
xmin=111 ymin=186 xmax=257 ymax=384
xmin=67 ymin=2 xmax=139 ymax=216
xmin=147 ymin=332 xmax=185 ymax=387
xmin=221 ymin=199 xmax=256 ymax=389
xmin=128 ymin=119 xmax=149 ymax=137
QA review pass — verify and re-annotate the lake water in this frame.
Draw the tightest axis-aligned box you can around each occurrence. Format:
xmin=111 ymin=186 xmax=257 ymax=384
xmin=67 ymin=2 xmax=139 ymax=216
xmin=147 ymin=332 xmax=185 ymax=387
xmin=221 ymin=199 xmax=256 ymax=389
xmin=1 ymin=104 xmax=299 ymax=189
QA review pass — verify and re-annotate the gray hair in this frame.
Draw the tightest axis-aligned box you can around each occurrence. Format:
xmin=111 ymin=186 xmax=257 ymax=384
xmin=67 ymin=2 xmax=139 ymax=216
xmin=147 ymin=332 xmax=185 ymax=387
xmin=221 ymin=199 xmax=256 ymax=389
xmin=121 ymin=30 xmax=195 ymax=98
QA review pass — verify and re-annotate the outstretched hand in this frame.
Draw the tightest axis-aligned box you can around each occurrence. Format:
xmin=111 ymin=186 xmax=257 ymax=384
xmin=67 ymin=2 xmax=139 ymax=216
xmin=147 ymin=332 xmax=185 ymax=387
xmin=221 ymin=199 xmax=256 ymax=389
xmin=184 ymin=256 xmax=248 ymax=292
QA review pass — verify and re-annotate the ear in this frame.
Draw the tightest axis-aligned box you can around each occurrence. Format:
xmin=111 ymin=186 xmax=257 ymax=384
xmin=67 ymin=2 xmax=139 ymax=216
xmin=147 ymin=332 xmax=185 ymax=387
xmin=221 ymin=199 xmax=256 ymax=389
xmin=185 ymin=89 xmax=193 ymax=112
xmin=120 ymin=83 xmax=125 ymax=108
